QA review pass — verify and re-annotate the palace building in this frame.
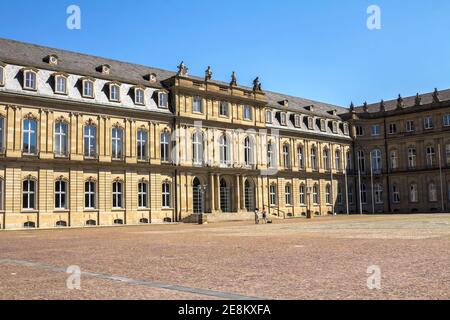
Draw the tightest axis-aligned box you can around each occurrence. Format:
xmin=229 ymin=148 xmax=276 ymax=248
xmin=0 ymin=38 xmax=449 ymax=230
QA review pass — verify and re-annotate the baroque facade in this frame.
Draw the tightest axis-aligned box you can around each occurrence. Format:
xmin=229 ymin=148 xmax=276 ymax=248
xmin=0 ymin=38 xmax=449 ymax=230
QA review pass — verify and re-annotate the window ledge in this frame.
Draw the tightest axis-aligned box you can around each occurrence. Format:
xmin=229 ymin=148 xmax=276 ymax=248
xmin=21 ymin=210 xmax=38 ymax=214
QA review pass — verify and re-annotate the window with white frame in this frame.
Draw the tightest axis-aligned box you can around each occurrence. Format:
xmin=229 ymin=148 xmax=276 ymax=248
xmin=109 ymin=84 xmax=120 ymax=102
xmin=54 ymin=122 xmax=68 ymax=157
xmin=84 ymin=181 xmax=96 ymax=209
xmin=388 ymin=123 xmax=397 ymax=134
xmin=55 ymin=75 xmax=67 ymax=94
xmin=220 ymin=101 xmax=229 ymax=117
xmin=374 ymin=183 xmax=383 ymax=204
xmin=360 ymin=184 xmax=368 ymax=204
xmin=137 ymin=129 xmax=148 ymax=161
xmin=160 ymin=131 xmax=171 ymax=163
xmin=424 ymin=116 xmax=434 ymax=130
xmin=392 ymin=184 xmax=400 ymax=203
xmin=193 ymin=131 xmax=204 ymax=165
xmin=24 ymin=70 xmax=37 ymax=90
xmin=343 ymin=123 xmax=349 ymax=135
xmin=320 ymin=119 xmax=326 ymax=132
xmin=111 ymin=127 xmax=124 ymax=160
xmin=283 ymin=144 xmax=291 ymax=168
xmin=23 ymin=119 xmax=37 ymax=154
xmin=308 ymin=117 xmax=314 ymax=130
xmin=135 ymin=88 xmax=145 ymax=105
xmin=390 ymin=150 xmax=398 ymax=170
xmin=410 ymin=183 xmax=419 ymax=203
xmin=162 ymin=182 xmax=171 ymax=208
xmin=265 ymin=110 xmax=272 ymax=123
xmin=82 ymin=79 xmax=94 ymax=98
xmin=406 ymin=120 xmax=415 ymax=132
xmin=357 ymin=150 xmax=365 ymax=172
xmin=285 ymin=184 xmax=292 ymax=206
xmin=408 ymin=147 xmax=417 ymax=168
xmin=267 ymin=142 xmax=275 ymax=168
xmin=313 ymin=184 xmax=319 ymax=204
xmin=280 ymin=113 xmax=287 ymax=125
xmin=158 ymin=91 xmax=168 ymax=108
xmin=55 ymin=179 xmax=68 ymax=210
xmin=335 ymin=150 xmax=341 ymax=171
xmin=311 ymin=146 xmax=318 ymax=170
xmin=299 ymin=184 xmax=306 ymax=205
xmin=443 ymin=114 xmax=450 ymax=127
xmin=243 ymin=105 xmax=252 ymax=120
xmin=323 ymin=148 xmax=330 ymax=170
xmin=22 ymin=178 xmax=36 ymax=210
xmin=426 ymin=146 xmax=436 ymax=167
xmin=84 ymin=125 xmax=96 ymax=158
xmin=138 ymin=181 xmax=148 ymax=208
xmin=244 ymin=136 xmax=254 ymax=166
xmin=294 ymin=115 xmax=301 ymax=127
xmin=297 ymin=146 xmax=304 ymax=169
xmin=371 ymin=124 xmax=380 ymax=136
xmin=428 ymin=183 xmax=438 ymax=202
xmin=332 ymin=122 xmax=338 ymax=134
xmin=112 ymin=181 xmax=123 ymax=209
xmin=356 ymin=125 xmax=364 ymax=136
xmin=325 ymin=184 xmax=331 ymax=204
xmin=346 ymin=150 xmax=353 ymax=171
xmin=193 ymin=96 xmax=203 ymax=113
xmin=269 ymin=184 xmax=277 ymax=206
xmin=219 ymin=134 xmax=230 ymax=166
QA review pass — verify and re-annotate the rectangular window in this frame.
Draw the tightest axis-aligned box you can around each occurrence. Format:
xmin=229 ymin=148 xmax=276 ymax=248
xmin=137 ymin=130 xmax=148 ymax=161
xmin=356 ymin=126 xmax=364 ymax=136
xmin=83 ymin=80 xmax=94 ymax=98
xmin=285 ymin=185 xmax=292 ymax=206
xmin=219 ymin=101 xmax=229 ymax=117
xmin=138 ymin=182 xmax=148 ymax=208
xmin=112 ymin=182 xmax=123 ymax=209
xmin=55 ymin=75 xmax=67 ymax=94
xmin=405 ymin=120 xmax=415 ymax=132
xmin=294 ymin=115 xmax=301 ymax=127
xmin=269 ymin=185 xmax=277 ymax=206
xmin=23 ymin=119 xmax=37 ymax=154
xmin=446 ymin=144 xmax=450 ymax=166
xmin=0 ymin=66 xmax=4 ymax=86
xmin=443 ymin=114 xmax=450 ymax=127
xmin=424 ymin=116 xmax=433 ymax=130
xmin=308 ymin=117 xmax=314 ymax=130
xmin=54 ymin=122 xmax=68 ymax=156
xmin=0 ymin=117 xmax=4 ymax=153
xmin=162 ymin=183 xmax=171 ymax=208
xmin=24 ymin=70 xmax=37 ymax=90
xmin=111 ymin=127 xmax=124 ymax=160
xmin=159 ymin=92 xmax=168 ymax=108
xmin=22 ymin=179 xmax=36 ymax=210
xmin=280 ymin=113 xmax=287 ymax=125
xmin=266 ymin=110 xmax=272 ymax=124
xmin=135 ymin=88 xmax=145 ymax=105
xmin=110 ymin=84 xmax=120 ymax=102
xmin=371 ymin=125 xmax=380 ymax=136
xmin=332 ymin=122 xmax=338 ymax=134
xmin=55 ymin=180 xmax=67 ymax=210
xmin=193 ymin=96 xmax=203 ymax=113
xmin=84 ymin=181 xmax=96 ymax=209
xmin=243 ymin=105 xmax=252 ymax=120
xmin=84 ymin=125 xmax=96 ymax=158
xmin=388 ymin=123 xmax=397 ymax=134
xmin=160 ymin=132 xmax=170 ymax=163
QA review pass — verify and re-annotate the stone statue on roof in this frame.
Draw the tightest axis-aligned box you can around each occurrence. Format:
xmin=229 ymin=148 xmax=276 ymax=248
xmin=253 ymin=77 xmax=262 ymax=92
xmin=415 ymin=93 xmax=422 ymax=106
xmin=397 ymin=94 xmax=404 ymax=109
xmin=205 ymin=66 xmax=212 ymax=81
xmin=230 ymin=71 xmax=237 ymax=86
xmin=177 ymin=61 xmax=188 ymax=76
xmin=432 ymin=88 xmax=440 ymax=103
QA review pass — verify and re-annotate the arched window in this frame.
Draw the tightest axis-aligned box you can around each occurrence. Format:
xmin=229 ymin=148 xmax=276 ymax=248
xmin=285 ymin=184 xmax=292 ymax=206
xmin=410 ymin=183 xmax=418 ymax=203
xmin=109 ymin=83 xmax=121 ymax=102
xmin=357 ymin=150 xmax=365 ymax=172
xmin=392 ymin=184 xmax=400 ymax=203
xmin=160 ymin=131 xmax=171 ymax=163
xmin=162 ymin=182 xmax=171 ymax=208
xmin=299 ymin=184 xmax=306 ymax=205
xmin=408 ymin=147 xmax=417 ymax=169
xmin=428 ymin=183 xmax=438 ymax=202
xmin=312 ymin=184 xmax=319 ymax=204
xmin=244 ymin=137 xmax=254 ymax=166
xmin=193 ymin=131 xmax=204 ymax=165
xmin=84 ymin=180 xmax=96 ymax=209
xmin=23 ymin=119 xmax=37 ymax=155
xmin=426 ymin=146 xmax=435 ymax=167
xmin=55 ymin=179 xmax=68 ymax=210
xmin=267 ymin=142 xmax=275 ymax=168
xmin=390 ymin=150 xmax=398 ymax=170
xmin=138 ymin=181 xmax=148 ymax=208
xmin=335 ymin=150 xmax=341 ymax=171
xmin=269 ymin=184 xmax=277 ymax=206
xmin=325 ymin=184 xmax=332 ymax=204
xmin=84 ymin=124 xmax=96 ymax=158
xmin=311 ymin=146 xmax=317 ymax=170
xmin=323 ymin=148 xmax=330 ymax=170
xmin=219 ymin=134 xmax=230 ymax=166
xmin=111 ymin=127 xmax=124 ymax=160
xmin=360 ymin=184 xmax=367 ymax=204
xmin=371 ymin=149 xmax=382 ymax=172
xmin=220 ymin=179 xmax=231 ymax=212
xmin=23 ymin=178 xmax=36 ymax=210
xmin=297 ymin=145 xmax=304 ymax=169
xmin=137 ymin=129 xmax=148 ymax=161
xmin=192 ymin=178 xmax=204 ymax=214
xmin=112 ymin=181 xmax=123 ymax=209
xmin=374 ymin=183 xmax=383 ymax=204
xmin=283 ymin=144 xmax=291 ymax=168
xmin=54 ymin=121 xmax=68 ymax=157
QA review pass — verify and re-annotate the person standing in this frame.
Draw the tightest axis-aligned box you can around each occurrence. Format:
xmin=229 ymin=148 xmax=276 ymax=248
xmin=254 ymin=208 xmax=260 ymax=225
xmin=262 ymin=207 xmax=267 ymax=224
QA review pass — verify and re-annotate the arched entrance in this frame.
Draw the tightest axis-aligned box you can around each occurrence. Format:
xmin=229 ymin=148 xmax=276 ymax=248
xmin=193 ymin=177 xmax=204 ymax=214
xmin=244 ymin=178 xmax=256 ymax=212
xmin=220 ymin=178 xmax=232 ymax=213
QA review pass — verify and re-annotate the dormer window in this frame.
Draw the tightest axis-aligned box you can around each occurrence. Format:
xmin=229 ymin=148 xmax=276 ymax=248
xmin=308 ymin=117 xmax=314 ymax=130
xmin=158 ymin=91 xmax=168 ymax=108
xmin=144 ymin=73 xmax=157 ymax=83
xmin=320 ymin=119 xmax=326 ymax=131
xmin=23 ymin=69 xmax=37 ymax=91
xmin=98 ymin=64 xmax=111 ymax=75
xmin=82 ymin=78 xmax=95 ymax=98
xmin=54 ymin=74 xmax=68 ymax=95
xmin=134 ymin=87 xmax=145 ymax=105
xmin=332 ymin=122 xmax=338 ymax=134
xmin=265 ymin=110 xmax=272 ymax=124
xmin=280 ymin=113 xmax=287 ymax=126
xmin=0 ymin=63 xmax=4 ymax=86
xmin=294 ymin=115 xmax=301 ymax=127
xmin=343 ymin=123 xmax=349 ymax=135
xmin=109 ymin=83 xmax=121 ymax=102
xmin=46 ymin=55 xmax=58 ymax=65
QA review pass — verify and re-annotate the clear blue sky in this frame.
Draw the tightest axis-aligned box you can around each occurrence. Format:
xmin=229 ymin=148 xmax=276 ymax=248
xmin=2 ymin=0 xmax=450 ymax=106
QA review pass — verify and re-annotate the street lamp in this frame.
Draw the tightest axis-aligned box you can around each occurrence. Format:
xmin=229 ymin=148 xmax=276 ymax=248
xmin=306 ymin=187 xmax=313 ymax=219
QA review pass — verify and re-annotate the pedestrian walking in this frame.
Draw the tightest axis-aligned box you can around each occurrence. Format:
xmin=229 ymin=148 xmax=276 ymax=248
xmin=254 ymin=208 xmax=260 ymax=225
xmin=262 ymin=207 xmax=267 ymax=224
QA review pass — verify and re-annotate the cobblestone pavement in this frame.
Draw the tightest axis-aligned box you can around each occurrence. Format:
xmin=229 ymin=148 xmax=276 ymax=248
xmin=0 ymin=214 xmax=449 ymax=300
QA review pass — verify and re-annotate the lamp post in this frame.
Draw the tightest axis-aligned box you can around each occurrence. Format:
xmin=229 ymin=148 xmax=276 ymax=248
xmin=306 ymin=186 xmax=313 ymax=219
xmin=198 ymin=184 xmax=208 ymax=225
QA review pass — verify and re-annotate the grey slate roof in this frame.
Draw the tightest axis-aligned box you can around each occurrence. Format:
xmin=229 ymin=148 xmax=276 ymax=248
xmin=0 ymin=37 xmax=349 ymax=119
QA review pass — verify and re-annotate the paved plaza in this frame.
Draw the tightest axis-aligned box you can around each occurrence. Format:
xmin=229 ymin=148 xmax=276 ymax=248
xmin=0 ymin=214 xmax=449 ymax=300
